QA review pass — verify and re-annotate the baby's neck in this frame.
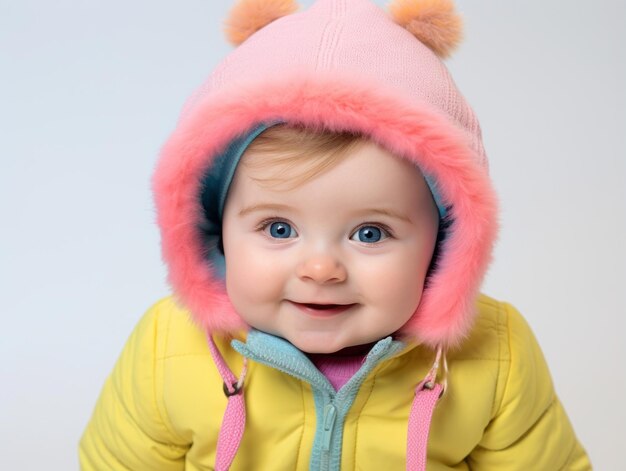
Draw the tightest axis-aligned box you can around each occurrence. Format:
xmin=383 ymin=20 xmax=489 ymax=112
xmin=306 ymin=342 xmax=377 ymax=391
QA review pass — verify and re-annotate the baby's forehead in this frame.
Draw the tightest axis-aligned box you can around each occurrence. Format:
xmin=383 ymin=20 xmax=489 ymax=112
xmin=227 ymin=137 xmax=439 ymax=225
xmin=232 ymin=127 xmax=446 ymax=220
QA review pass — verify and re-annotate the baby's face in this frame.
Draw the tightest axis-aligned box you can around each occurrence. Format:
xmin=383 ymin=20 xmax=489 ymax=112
xmin=222 ymin=140 xmax=439 ymax=353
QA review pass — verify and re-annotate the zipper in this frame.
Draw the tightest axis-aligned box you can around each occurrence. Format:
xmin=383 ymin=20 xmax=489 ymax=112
xmin=320 ymin=403 xmax=337 ymax=471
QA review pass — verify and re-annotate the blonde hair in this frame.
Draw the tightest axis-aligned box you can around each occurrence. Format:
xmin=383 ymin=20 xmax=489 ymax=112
xmin=241 ymin=124 xmax=367 ymax=190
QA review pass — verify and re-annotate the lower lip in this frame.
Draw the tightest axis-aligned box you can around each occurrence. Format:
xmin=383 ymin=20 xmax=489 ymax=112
xmin=289 ymin=301 xmax=356 ymax=317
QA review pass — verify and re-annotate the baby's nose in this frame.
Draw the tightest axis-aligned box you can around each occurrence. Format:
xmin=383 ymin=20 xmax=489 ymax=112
xmin=296 ymin=253 xmax=347 ymax=284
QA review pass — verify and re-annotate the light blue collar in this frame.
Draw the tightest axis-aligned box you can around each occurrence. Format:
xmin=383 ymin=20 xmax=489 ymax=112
xmin=231 ymin=329 xmax=406 ymax=396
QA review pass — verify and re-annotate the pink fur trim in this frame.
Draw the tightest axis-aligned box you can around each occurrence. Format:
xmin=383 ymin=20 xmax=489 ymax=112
xmin=153 ymin=71 xmax=498 ymax=349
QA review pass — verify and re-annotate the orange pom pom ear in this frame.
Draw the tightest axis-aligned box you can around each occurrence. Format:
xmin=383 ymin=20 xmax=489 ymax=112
xmin=224 ymin=0 xmax=300 ymax=46
xmin=388 ymin=0 xmax=463 ymax=58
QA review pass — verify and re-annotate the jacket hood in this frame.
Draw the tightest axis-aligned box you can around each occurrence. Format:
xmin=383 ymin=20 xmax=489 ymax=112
xmin=152 ymin=0 xmax=499 ymax=349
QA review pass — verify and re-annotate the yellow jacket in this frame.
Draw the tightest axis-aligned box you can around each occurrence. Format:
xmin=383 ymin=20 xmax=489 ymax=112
xmin=80 ymin=294 xmax=590 ymax=470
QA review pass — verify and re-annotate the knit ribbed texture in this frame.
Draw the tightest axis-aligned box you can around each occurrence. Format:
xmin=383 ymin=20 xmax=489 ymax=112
xmin=186 ymin=0 xmax=486 ymax=164
xmin=308 ymin=353 xmax=366 ymax=391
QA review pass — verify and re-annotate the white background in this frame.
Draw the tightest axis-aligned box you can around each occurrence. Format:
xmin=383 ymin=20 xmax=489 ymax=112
xmin=1 ymin=0 xmax=624 ymax=469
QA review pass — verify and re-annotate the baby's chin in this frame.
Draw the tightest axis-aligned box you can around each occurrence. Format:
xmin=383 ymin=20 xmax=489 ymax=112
xmin=283 ymin=331 xmax=380 ymax=355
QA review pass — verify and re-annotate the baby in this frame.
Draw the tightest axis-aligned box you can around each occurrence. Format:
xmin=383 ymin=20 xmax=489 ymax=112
xmin=222 ymin=125 xmax=440 ymax=355
xmin=80 ymin=0 xmax=591 ymax=469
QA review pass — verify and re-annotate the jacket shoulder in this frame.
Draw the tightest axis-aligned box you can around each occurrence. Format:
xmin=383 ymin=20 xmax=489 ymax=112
xmin=149 ymin=296 xmax=242 ymax=447
xmin=455 ymin=294 xmax=592 ymax=469
xmin=79 ymin=297 xmax=191 ymax=470
xmin=148 ymin=295 xmax=213 ymax=359
xmin=446 ymin=293 xmax=509 ymax=362
xmin=451 ymin=293 xmax=557 ymax=417
xmin=449 ymin=293 xmax=542 ymax=361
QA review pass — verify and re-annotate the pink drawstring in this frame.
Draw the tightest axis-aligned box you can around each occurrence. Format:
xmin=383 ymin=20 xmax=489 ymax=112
xmin=207 ymin=334 xmax=248 ymax=471
xmin=406 ymin=381 xmax=443 ymax=470
xmin=406 ymin=345 xmax=446 ymax=471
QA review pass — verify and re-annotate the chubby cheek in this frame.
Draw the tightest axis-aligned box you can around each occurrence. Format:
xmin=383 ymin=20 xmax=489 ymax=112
xmin=381 ymin=273 xmax=423 ymax=322
xmin=224 ymin=240 xmax=285 ymax=320
xmin=362 ymin=251 xmax=428 ymax=323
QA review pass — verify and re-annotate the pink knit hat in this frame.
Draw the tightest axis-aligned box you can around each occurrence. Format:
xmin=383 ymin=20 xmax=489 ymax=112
xmin=153 ymin=0 xmax=499 ymax=349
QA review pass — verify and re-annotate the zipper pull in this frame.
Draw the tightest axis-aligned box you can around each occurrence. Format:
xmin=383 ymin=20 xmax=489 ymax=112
xmin=321 ymin=404 xmax=337 ymax=452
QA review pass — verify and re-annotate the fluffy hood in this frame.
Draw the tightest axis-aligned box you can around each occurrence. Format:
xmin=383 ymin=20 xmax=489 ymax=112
xmin=153 ymin=0 xmax=499 ymax=349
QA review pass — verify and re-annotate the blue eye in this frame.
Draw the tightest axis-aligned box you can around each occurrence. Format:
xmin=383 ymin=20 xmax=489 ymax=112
xmin=351 ymin=225 xmax=387 ymax=243
xmin=267 ymin=221 xmax=296 ymax=239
